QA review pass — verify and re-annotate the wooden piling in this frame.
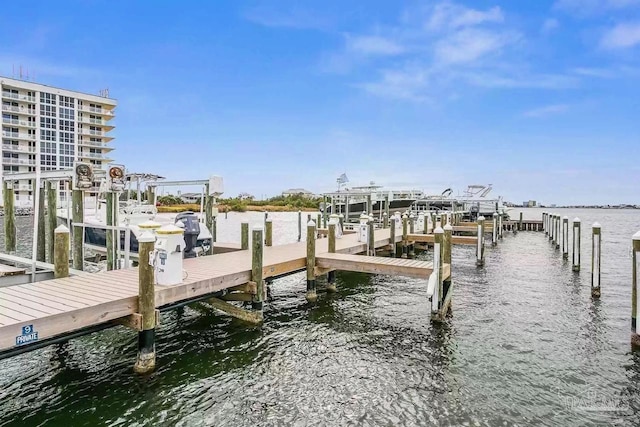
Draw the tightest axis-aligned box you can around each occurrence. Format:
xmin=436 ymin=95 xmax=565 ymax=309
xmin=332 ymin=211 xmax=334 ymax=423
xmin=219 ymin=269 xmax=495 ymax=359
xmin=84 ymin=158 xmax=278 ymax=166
xmin=401 ymin=213 xmax=408 ymax=259
xmin=327 ymin=220 xmax=337 ymax=293
xmin=106 ymin=192 xmax=114 ymax=270
xmin=251 ymin=226 xmax=265 ymax=314
xmin=306 ymin=220 xmax=317 ymax=302
xmin=265 ymin=218 xmax=273 ymax=247
xmin=476 ymin=216 xmax=485 ymax=267
xmin=555 ymin=214 xmax=560 ymax=249
xmin=572 ymin=218 xmax=581 ymax=272
xmin=36 ymin=185 xmax=46 ymax=262
xmin=632 ymin=231 xmax=640 ymax=348
xmin=317 ymin=213 xmax=322 ymax=232
xmin=562 ymin=216 xmax=569 ymax=260
xmin=384 ymin=195 xmax=390 ymax=225
xmin=492 ymin=213 xmax=498 ymax=247
xmin=519 ymin=212 xmax=523 ymax=232
xmin=46 ymin=181 xmax=57 ymax=263
xmin=591 ymin=223 xmax=601 ymax=298
xmin=383 ymin=212 xmax=389 ymax=229
xmin=241 ymin=222 xmax=249 ymax=250
xmin=390 ymin=218 xmax=396 ymax=258
xmin=3 ymin=181 xmax=16 ymax=253
xmin=498 ymin=212 xmax=503 ymax=239
xmin=72 ymin=189 xmax=84 ymax=271
xmin=368 ymin=219 xmax=375 ymax=256
xmin=133 ymin=232 xmax=156 ymax=374
xmin=366 ymin=194 xmax=372 ymax=215
xmin=205 ymin=183 xmax=214 ymax=255
xmin=54 ymin=225 xmax=70 ymax=279
xmin=431 ymin=226 xmax=444 ymax=320
xmin=297 ymin=210 xmax=302 ymax=242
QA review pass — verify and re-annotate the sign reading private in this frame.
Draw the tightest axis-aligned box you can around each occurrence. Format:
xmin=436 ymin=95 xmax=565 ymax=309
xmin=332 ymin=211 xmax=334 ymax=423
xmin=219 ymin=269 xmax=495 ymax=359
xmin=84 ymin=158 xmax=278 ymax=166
xmin=16 ymin=324 xmax=38 ymax=346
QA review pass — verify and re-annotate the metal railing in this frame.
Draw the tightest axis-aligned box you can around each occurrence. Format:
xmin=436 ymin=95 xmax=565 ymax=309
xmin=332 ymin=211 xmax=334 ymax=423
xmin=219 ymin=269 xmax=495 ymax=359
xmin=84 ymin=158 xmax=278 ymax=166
xmin=2 ymin=143 xmax=36 ymax=153
xmin=1 ymin=92 xmax=36 ymax=102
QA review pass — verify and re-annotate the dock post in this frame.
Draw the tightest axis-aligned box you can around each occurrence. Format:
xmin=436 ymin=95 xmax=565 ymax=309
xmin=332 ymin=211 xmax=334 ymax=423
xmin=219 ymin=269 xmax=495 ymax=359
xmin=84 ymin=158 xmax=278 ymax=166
xmin=297 ymin=210 xmax=302 ymax=242
xmin=562 ymin=216 xmax=569 ymax=260
xmin=72 ymin=189 xmax=84 ymax=271
xmin=384 ymin=195 xmax=390 ymax=225
xmin=54 ymin=225 xmax=70 ymax=279
xmin=133 ymin=231 xmax=156 ymax=374
xmin=327 ymin=220 xmax=337 ymax=292
xmin=549 ymin=214 xmax=554 ymax=241
xmin=390 ymin=218 xmax=396 ymax=258
xmin=543 ymin=212 xmax=547 ymax=235
xmin=251 ymin=226 xmax=265 ymax=314
xmin=265 ymin=218 xmax=273 ymax=247
xmin=383 ymin=212 xmax=389 ymax=229
xmin=442 ymin=223 xmax=453 ymax=311
xmin=306 ymin=220 xmax=317 ymax=302
xmin=498 ymin=212 xmax=503 ymax=239
xmin=555 ymin=214 xmax=560 ymax=249
xmin=205 ymin=184 xmax=214 ymax=255
xmin=106 ymin=192 xmax=114 ymax=270
xmin=368 ymin=217 xmax=375 ymax=256
xmin=317 ymin=213 xmax=322 ymax=232
xmin=476 ymin=216 xmax=485 ymax=267
xmin=591 ymin=223 xmax=602 ymax=298
xmin=632 ymin=232 xmax=640 ymax=348
xmin=401 ymin=213 xmax=408 ymax=259
xmin=345 ymin=196 xmax=350 ymax=223
xmin=431 ymin=226 xmax=444 ymax=320
xmin=409 ymin=213 xmax=415 ymax=234
xmin=241 ymin=222 xmax=249 ymax=250
xmin=36 ymin=184 xmax=46 ymax=262
xmin=572 ymin=218 xmax=581 ymax=272
xmin=492 ymin=213 xmax=498 ymax=247
xmin=3 ymin=181 xmax=16 ymax=253
xmin=327 ymin=196 xmax=332 ymax=228
xmin=519 ymin=212 xmax=523 ymax=232
xmin=46 ymin=180 xmax=57 ymax=263
xmin=366 ymin=194 xmax=372 ymax=215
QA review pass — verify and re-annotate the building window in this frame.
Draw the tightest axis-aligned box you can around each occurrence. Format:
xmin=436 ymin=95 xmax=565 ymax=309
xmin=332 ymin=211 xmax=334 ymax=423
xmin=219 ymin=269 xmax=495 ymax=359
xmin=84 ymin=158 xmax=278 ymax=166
xmin=40 ymin=104 xmax=56 ymax=117
xmin=60 ymin=132 xmax=74 ymax=144
xmin=40 ymin=92 xmax=56 ymax=105
xmin=40 ymin=117 xmax=56 ymax=129
xmin=40 ymin=154 xmax=57 ymax=169
xmin=59 ymin=96 xmax=74 ymax=108
xmin=59 ymin=107 xmax=75 ymax=120
xmin=40 ymin=130 xmax=56 ymax=141
xmin=59 ymin=119 xmax=74 ymax=132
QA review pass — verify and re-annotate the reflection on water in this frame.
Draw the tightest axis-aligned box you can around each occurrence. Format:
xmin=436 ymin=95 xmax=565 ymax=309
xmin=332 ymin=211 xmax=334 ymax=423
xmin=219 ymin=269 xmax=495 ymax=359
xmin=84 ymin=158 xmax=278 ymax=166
xmin=0 ymin=209 xmax=639 ymax=426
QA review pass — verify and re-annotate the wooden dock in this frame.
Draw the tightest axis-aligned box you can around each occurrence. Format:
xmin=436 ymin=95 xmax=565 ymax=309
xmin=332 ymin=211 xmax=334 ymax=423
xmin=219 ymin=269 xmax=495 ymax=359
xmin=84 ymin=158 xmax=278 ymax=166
xmin=0 ymin=226 xmax=451 ymax=358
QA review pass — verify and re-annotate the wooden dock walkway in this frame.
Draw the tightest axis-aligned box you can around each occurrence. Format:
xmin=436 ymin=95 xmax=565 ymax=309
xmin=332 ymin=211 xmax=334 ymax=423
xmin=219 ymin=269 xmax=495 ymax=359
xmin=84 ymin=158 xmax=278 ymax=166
xmin=0 ymin=227 xmax=420 ymax=355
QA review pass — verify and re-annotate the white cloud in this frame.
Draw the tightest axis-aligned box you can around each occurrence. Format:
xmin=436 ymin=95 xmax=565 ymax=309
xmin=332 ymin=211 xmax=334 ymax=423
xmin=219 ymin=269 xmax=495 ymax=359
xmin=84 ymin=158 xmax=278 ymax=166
xmin=346 ymin=35 xmax=405 ymax=56
xmin=434 ymin=28 xmax=512 ymax=65
xmin=426 ymin=3 xmax=504 ymax=31
xmin=600 ymin=22 xmax=640 ymax=49
xmin=522 ymin=104 xmax=570 ymax=117
xmin=357 ymin=67 xmax=430 ymax=101
xmin=541 ymin=18 xmax=560 ymax=34
xmin=463 ymin=72 xmax=578 ymax=89
xmin=554 ymin=0 xmax=640 ymax=15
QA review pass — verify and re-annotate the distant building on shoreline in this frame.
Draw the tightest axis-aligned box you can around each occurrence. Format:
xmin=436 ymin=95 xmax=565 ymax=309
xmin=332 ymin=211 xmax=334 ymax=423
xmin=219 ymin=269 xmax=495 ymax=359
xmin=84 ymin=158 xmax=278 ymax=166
xmin=522 ymin=200 xmax=537 ymax=207
xmin=1 ymin=76 xmax=116 ymax=207
xmin=282 ymin=188 xmax=315 ymax=198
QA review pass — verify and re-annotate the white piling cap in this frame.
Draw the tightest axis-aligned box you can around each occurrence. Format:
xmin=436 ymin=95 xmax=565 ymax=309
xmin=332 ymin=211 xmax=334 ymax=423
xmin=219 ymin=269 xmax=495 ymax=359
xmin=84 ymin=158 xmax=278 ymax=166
xmin=359 ymin=213 xmax=369 ymax=220
xmin=593 ymin=222 xmax=601 ymax=228
xmin=139 ymin=220 xmax=162 ymax=230
xmin=266 ymin=218 xmax=273 ymax=223
xmin=402 ymin=213 xmax=408 ymax=219
xmin=383 ymin=212 xmax=388 ymax=216
xmin=493 ymin=213 xmax=498 ymax=217
xmin=253 ymin=225 xmax=265 ymax=231
xmin=573 ymin=217 xmax=581 ymax=223
xmin=563 ymin=216 xmax=569 ymax=220
xmin=329 ymin=217 xmax=338 ymax=225
xmin=444 ymin=223 xmax=453 ymax=231
xmin=478 ymin=216 xmax=485 ymax=221
xmin=338 ymin=214 xmax=344 ymax=218
xmin=138 ymin=230 xmax=156 ymax=243
xmin=306 ymin=220 xmax=316 ymax=227
xmin=434 ymin=226 xmax=444 ymax=234
xmin=633 ymin=231 xmax=640 ymax=241
xmin=394 ymin=211 xmax=401 ymax=216
xmin=54 ymin=224 xmax=70 ymax=233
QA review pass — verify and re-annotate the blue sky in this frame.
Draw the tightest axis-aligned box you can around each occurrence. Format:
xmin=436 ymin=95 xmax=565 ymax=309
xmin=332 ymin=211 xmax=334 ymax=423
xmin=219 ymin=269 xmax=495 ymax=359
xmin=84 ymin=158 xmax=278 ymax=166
xmin=1 ymin=0 xmax=639 ymax=204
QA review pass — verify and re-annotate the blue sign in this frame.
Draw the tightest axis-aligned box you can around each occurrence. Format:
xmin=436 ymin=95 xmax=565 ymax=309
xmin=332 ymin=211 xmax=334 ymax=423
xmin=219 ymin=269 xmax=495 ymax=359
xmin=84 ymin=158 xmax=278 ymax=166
xmin=16 ymin=324 xmax=38 ymax=346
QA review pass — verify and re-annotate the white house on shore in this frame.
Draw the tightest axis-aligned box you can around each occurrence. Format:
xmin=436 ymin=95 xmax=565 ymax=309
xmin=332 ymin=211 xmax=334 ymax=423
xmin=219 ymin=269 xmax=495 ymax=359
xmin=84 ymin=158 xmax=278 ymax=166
xmin=282 ymin=188 xmax=315 ymax=198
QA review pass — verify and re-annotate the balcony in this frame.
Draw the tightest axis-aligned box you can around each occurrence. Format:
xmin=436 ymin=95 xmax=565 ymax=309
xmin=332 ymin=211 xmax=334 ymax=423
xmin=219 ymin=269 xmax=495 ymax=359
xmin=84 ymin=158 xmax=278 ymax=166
xmin=2 ymin=118 xmax=36 ymax=128
xmin=1 ymin=92 xmax=36 ymax=103
xmin=79 ymin=128 xmax=104 ymax=137
xmin=78 ymin=139 xmax=113 ymax=150
xmin=1 ymin=105 xmax=35 ymax=115
xmin=3 ymin=158 xmax=36 ymax=166
xmin=2 ymin=143 xmax=35 ymax=154
xmin=12 ymin=184 xmax=33 ymax=192
xmin=1 ymin=131 xmax=35 ymax=141
xmin=78 ymin=105 xmax=115 ymax=117
xmin=79 ymin=152 xmax=106 ymax=159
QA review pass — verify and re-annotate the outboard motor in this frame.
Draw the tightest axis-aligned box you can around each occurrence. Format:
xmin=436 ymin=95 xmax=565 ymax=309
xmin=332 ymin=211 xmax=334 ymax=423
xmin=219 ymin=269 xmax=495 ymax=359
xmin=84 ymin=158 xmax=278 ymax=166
xmin=175 ymin=211 xmax=200 ymax=258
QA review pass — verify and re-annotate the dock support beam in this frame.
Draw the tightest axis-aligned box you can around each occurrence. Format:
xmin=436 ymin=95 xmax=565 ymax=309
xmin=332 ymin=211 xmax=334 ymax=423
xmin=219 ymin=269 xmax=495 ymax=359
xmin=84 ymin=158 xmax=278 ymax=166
xmin=368 ymin=219 xmax=375 ymax=256
xmin=632 ymin=231 xmax=640 ymax=348
xmin=572 ymin=218 xmax=581 ymax=272
xmin=476 ymin=216 xmax=485 ymax=267
xmin=46 ymin=181 xmax=57 ymax=263
xmin=383 ymin=212 xmax=388 ymax=229
xmin=3 ymin=181 xmax=16 ymax=253
xmin=431 ymin=227 xmax=445 ymax=321
xmin=297 ymin=210 xmax=302 ymax=242
xmin=401 ymin=213 xmax=408 ymax=259
xmin=72 ymin=189 xmax=84 ymax=271
xmin=306 ymin=220 xmax=317 ymax=302
xmin=390 ymin=218 xmax=396 ymax=258
xmin=519 ymin=212 xmax=523 ymax=232
xmin=133 ymin=232 xmax=156 ymax=374
xmin=562 ymin=216 xmax=569 ymax=260
xmin=241 ymin=222 xmax=249 ymax=250
xmin=106 ymin=192 xmax=114 ymax=270
xmin=492 ymin=213 xmax=498 ymax=247
xmin=591 ymin=223 xmax=601 ymax=298
xmin=251 ymin=226 xmax=265 ymax=313
xmin=54 ymin=225 xmax=70 ymax=279
xmin=36 ymin=185 xmax=46 ymax=262
xmin=265 ymin=219 xmax=273 ymax=247
xmin=327 ymin=220 xmax=337 ymax=292
xmin=205 ymin=184 xmax=214 ymax=255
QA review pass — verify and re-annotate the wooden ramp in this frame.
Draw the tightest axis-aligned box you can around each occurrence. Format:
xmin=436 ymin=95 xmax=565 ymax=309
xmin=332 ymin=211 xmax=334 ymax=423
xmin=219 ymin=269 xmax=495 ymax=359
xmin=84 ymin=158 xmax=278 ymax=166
xmin=407 ymin=234 xmax=477 ymax=245
xmin=0 ymin=228 xmax=401 ymax=354
xmin=316 ymin=253 xmax=450 ymax=280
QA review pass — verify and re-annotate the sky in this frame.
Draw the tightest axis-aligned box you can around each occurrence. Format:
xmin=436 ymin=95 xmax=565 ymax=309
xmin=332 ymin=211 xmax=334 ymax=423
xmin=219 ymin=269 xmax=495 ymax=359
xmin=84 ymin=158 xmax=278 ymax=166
xmin=1 ymin=0 xmax=639 ymax=205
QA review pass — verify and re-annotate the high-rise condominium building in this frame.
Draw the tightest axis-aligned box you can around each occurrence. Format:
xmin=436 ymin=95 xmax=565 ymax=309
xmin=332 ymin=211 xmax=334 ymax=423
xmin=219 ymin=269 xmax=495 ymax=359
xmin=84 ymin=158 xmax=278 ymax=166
xmin=1 ymin=76 xmax=116 ymax=207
